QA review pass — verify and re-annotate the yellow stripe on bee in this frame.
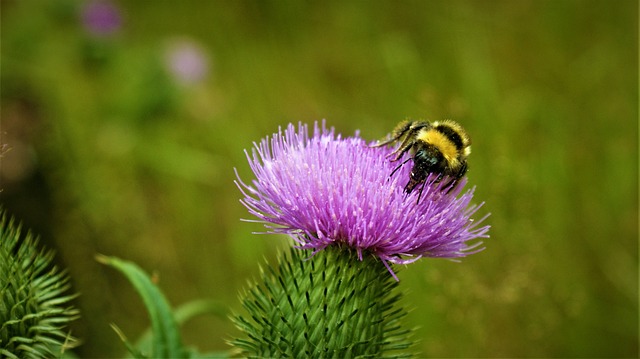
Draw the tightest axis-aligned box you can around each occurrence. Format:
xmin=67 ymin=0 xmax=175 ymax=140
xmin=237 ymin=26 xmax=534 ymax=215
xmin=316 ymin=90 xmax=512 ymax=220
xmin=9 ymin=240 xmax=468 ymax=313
xmin=433 ymin=120 xmax=471 ymax=147
xmin=417 ymin=128 xmax=460 ymax=165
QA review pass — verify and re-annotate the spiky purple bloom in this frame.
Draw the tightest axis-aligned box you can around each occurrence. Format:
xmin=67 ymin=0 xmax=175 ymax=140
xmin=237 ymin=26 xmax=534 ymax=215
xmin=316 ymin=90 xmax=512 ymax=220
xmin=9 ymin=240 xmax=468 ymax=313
xmin=236 ymin=121 xmax=489 ymax=279
xmin=80 ymin=0 xmax=122 ymax=37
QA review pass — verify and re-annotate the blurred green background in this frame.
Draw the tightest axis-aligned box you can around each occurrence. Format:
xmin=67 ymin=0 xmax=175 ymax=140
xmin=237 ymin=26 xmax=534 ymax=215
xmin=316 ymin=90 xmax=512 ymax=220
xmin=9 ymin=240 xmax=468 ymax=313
xmin=1 ymin=0 xmax=637 ymax=357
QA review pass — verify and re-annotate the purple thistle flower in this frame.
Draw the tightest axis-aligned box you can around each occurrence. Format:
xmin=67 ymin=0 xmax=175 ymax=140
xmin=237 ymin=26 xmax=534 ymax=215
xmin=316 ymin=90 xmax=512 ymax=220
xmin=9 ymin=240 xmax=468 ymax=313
xmin=80 ymin=0 xmax=122 ymax=37
xmin=236 ymin=121 xmax=489 ymax=280
xmin=164 ymin=39 xmax=210 ymax=86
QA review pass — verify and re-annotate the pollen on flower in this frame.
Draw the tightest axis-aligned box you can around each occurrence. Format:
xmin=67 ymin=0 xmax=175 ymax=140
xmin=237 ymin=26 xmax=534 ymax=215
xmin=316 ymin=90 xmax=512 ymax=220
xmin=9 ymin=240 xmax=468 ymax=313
xmin=235 ymin=121 xmax=489 ymax=280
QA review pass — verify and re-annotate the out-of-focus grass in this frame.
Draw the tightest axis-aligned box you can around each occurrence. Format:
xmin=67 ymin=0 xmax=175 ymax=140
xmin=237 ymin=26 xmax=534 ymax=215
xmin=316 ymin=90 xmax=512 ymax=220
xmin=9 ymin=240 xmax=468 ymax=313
xmin=1 ymin=0 xmax=637 ymax=357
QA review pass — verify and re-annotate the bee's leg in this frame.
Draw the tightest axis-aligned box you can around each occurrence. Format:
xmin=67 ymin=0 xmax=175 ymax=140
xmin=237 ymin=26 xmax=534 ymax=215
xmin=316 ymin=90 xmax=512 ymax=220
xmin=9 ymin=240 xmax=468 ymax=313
xmin=443 ymin=178 xmax=456 ymax=194
xmin=444 ymin=162 xmax=467 ymax=194
xmin=416 ymin=179 xmax=428 ymax=204
xmin=371 ymin=120 xmax=412 ymax=148
xmin=390 ymin=157 xmax=412 ymax=177
xmin=456 ymin=161 xmax=468 ymax=178
xmin=444 ymin=174 xmax=465 ymax=194
xmin=389 ymin=141 xmax=414 ymax=161
xmin=373 ymin=136 xmax=401 ymax=148
xmin=391 ymin=123 xmax=432 ymax=160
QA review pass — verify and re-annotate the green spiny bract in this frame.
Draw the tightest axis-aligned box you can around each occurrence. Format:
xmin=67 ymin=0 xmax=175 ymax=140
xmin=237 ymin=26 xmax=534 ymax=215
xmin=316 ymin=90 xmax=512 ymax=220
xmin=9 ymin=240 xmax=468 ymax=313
xmin=0 ymin=211 xmax=80 ymax=358
xmin=231 ymin=246 xmax=413 ymax=358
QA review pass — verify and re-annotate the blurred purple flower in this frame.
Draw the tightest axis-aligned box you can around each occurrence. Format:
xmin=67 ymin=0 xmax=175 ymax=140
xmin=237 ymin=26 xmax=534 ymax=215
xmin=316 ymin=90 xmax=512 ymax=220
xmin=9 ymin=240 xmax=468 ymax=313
xmin=80 ymin=0 xmax=122 ymax=37
xmin=164 ymin=39 xmax=210 ymax=85
xmin=236 ymin=122 xmax=489 ymax=280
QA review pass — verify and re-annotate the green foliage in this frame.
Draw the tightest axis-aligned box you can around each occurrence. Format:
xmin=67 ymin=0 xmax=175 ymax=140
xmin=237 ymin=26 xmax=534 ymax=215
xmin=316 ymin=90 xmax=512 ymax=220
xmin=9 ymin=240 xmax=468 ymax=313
xmin=1 ymin=0 xmax=637 ymax=357
xmin=231 ymin=246 xmax=413 ymax=358
xmin=133 ymin=300 xmax=232 ymax=359
xmin=97 ymin=255 xmax=190 ymax=359
xmin=98 ymin=254 xmax=231 ymax=358
xmin=0 ymin=211 xmax=80 ymax=358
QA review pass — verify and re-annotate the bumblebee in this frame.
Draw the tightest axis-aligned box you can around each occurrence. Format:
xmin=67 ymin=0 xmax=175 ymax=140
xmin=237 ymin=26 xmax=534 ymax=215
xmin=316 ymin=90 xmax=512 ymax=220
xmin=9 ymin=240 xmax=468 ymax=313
xmin=373 ymin=119 xmax=471 ymax=202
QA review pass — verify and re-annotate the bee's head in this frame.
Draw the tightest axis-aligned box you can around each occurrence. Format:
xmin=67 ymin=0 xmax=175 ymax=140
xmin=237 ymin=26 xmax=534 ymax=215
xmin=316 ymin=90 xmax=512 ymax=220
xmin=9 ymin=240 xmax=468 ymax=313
xmin=413 ymin=146 xmax=443 ymax=177
xmin=404 ymin=145 xmax=444 ymax=194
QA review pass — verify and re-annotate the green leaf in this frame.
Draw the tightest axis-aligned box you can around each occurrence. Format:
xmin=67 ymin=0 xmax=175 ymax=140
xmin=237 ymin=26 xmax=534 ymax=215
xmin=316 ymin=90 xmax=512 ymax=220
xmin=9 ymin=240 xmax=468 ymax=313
xmin=110 ymin=323 xmax=145 ymax=359
xmin=133 ymin=299 xmax=230 ymax=357
xmin=97 ymin=255 xmax=189 ymax=359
